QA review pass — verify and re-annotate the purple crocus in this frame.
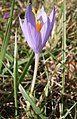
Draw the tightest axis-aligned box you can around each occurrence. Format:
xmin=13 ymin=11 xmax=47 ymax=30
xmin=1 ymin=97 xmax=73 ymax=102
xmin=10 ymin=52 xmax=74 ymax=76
xmin=19 ymin=4 xmax=55 ymax=98
xmin=19 ymin=4 xmax=55 ymax=54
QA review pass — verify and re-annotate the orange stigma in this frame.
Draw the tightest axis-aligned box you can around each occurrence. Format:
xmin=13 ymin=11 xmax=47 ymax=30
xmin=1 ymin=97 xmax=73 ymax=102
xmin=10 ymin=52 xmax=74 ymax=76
xmin=32 ymin=8 xmax=42 ymax=32
xmin=36 ymin=21 xmax=42 ymax=32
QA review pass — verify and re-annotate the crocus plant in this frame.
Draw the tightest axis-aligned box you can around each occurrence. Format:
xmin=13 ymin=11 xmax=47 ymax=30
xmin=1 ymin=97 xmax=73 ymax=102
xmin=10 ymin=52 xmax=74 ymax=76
xmin=19 ymin=4 xmax=55 ymax=96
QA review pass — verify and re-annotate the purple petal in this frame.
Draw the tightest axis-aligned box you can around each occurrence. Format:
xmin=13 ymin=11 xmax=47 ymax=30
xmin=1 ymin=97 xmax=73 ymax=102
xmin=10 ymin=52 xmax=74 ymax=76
xmin=41 ymin=7 xmax=55 ymax=49
xmin=27 ymin=22 xmax=42 ymax=53
xmin=25 ymin=4 xmax=36 ymax=27
xmin=19 ymin=17 xmax=35 ymax=51
xmin=49 ymin=7 xmax=56 ymax=31
xmin=19 ymin=5 xmax=55 ymax=54
xmin=40 ymin=17 xmax=50 ymax=49
xmin=37 ymin=6 xmax=47 ymax=24
xmin=19 ymin=17 xmax=42 ymax=53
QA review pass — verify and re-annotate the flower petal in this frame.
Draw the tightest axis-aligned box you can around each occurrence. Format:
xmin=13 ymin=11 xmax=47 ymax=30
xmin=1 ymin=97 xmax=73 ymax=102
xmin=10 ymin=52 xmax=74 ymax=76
xmin=40 ymin=17 xmax=50 ymax=49
xmin=19 ymin=5 xmax=55 ymax=54
xmin=41 ymin=7 xmax=55 ymax=49
xmin=19 ymin=17 xmax=35 ymax=50
xmin=25 ymin=4 xmax=36 ymax=27
xmin=19 ymin=5 xmax=42 ymax=53
xmin=27 ymin=22 xmax=42 ymax=53
xmin=49 ymin=7 xmax=55 ymax=31
xmin=37 ymin=6 xmax=47 ymax=24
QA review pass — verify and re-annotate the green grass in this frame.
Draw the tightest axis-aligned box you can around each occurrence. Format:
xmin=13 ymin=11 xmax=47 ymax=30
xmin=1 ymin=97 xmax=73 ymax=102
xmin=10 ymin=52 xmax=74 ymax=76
xmin=0 ymin=0 xmax=15 ymax=72
xmin=62 ymin=0 xmax=66 ymax=115
xmin=13 ymin=29 xmax=18 ymax=118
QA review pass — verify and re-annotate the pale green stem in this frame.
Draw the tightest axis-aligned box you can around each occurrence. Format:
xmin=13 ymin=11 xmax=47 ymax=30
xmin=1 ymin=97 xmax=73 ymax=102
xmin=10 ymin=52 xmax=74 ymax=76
xmin=26 ymin=53 xmax=40 ymax=115
xmin=30 ymin=53 xmax=40 ymax=96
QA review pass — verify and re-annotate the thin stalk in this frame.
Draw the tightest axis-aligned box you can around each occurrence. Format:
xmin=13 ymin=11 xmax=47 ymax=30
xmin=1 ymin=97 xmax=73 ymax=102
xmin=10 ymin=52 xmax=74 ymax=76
xmin=14 ymin=30 xmax=18 ymax=118
xmin=62 ymin=0 xmax=66 ymax=115
xmin=18 ymin=52 xmax=34 ymax=84
xmin=0 ymin=0 xmax=15 ymax=72
xmin=30 ymin=53 xmax=40 ymax=96
xmin=26 ymin=53 xmax=40 ymax=114
xmin=61 ymin=102 xmax=77 ymax=119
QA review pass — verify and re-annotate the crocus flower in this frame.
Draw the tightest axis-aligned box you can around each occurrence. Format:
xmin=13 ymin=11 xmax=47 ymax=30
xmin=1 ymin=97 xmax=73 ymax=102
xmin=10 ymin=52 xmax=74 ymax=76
xmin=19 ymin=4 xmax=55 ymax=54
xmin=19 ymin=4 xmax=55 ymax=100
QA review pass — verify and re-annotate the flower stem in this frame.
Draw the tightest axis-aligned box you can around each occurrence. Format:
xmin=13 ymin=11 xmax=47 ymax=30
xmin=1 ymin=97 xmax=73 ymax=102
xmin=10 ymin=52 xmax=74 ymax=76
xmin=30 ymin=53 xmax=40 ymax=96
xmin=26 ymin=53 xmax=40 ymax=117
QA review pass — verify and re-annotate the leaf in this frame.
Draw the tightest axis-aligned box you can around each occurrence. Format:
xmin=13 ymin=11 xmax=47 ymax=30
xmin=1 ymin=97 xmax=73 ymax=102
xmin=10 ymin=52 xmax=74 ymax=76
xmin=18 ymin=52 xmax=34 ymax=84
xmin=0 ymin=0 xmax=15 ymax=72
xmin=19 ymin=84 xmax=46 ymax=119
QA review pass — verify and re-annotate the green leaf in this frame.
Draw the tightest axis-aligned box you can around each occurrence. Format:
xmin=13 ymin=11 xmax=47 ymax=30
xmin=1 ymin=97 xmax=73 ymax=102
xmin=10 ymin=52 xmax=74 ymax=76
xmin=19 ymin=84 xmax=46 ymax=119
xmin=0 ymin=0 xmax=15 ymax=72
xmin=18 ymin=52 xmax=34 ymax=84
xmin=13 ymin=29 xmax=18 ymax=117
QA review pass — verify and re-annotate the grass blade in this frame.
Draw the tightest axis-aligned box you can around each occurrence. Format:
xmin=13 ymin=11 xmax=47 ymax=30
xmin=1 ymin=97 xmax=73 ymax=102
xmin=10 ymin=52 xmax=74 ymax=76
xmin=0 ymin=0 xmax=15 ymax=72
xmin=19 ymin=84 xmax=46 ymax=119
xmin=18 ymin=52 xmax=34 ymax=84
xmin=61 ymin=102 xmax=77 ymax=119
xmin=13 ymin=30 xmax=18 ymax=118
xmin=62 ymin=0 xmax=66 ymax=115
xmin=51 ymin=52 xmax=77 ymax=80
